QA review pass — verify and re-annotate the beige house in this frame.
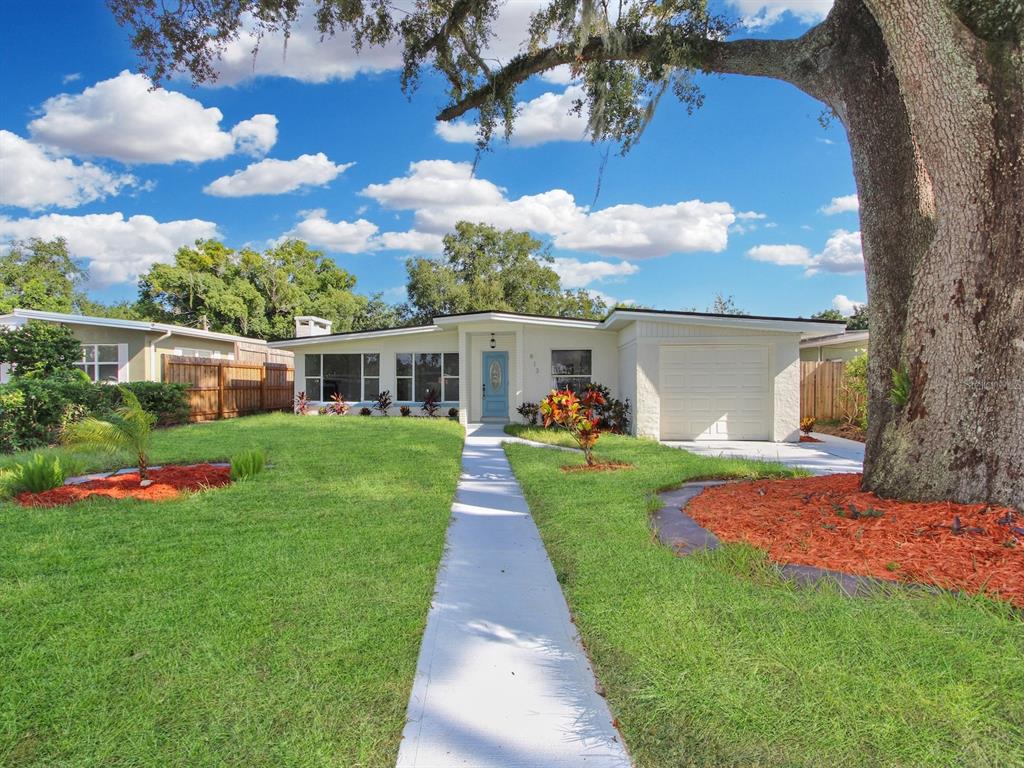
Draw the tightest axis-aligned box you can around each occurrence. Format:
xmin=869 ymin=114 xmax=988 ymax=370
xmin=0 ymin=308 xmax=291 ymax=384
xmin=799 ymin=330 xmax=869 ymax=362
xmin=271 ymin=309 xmax=842 ymax=442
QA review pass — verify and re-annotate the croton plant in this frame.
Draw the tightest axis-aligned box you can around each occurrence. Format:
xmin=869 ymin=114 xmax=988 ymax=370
xmin=540 ymin=388 xmax=606 ymax=467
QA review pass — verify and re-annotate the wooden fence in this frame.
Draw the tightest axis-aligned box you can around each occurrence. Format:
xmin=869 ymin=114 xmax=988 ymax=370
xmin=800 ymin=360 xmax=851 ymax=421
xmin=163 ymin=357 xmax=294 ymax=421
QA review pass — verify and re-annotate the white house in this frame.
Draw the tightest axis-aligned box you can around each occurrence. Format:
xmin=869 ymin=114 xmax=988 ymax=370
xmin=270 ymin=309 xmax=843 ymax=442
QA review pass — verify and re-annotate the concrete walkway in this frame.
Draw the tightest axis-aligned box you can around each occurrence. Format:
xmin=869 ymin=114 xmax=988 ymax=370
xmin=396 ymin=424 xmax=630 ymax=768
xmin=663 ymin=432 xmax=864 ymax=476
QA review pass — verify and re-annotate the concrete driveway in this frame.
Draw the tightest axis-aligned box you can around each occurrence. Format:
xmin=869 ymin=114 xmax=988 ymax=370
xmin=663 ymin=432 xmax=864 ymax=475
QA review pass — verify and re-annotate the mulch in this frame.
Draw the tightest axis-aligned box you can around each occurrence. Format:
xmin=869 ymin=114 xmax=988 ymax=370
xmin=799 ymin=435 xmax=823 ymax=443
xmin=561 ymin=461 xmax=634 ymax=473
xmin=18 ymin=464 xmax=232 ymax=508
xmin=686 ymin=473 xmax=1023 ymax=607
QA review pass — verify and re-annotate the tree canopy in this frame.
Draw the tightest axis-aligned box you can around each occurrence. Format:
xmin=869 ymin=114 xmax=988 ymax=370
xmin=0 ymin=238 xmax=84 ymax=314
xmin=136 ymin=239 xmax=393 ymax=339
xmin=0 ymin=321 xmax=82 ymax=378
xmin=403 ymin=222 xmax=607 ymax=323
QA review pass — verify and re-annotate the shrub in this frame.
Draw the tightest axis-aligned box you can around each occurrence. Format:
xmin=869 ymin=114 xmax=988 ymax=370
xmin=0 ymin=321 xmax=81 ymax=377
xmin=65 ymin=387 xmax=156 ymax=483
xmin=230 ymin=448 xmax=266 ymax=481
xmin=375 ymin=390 xmax=393 ymax=415
xmin=327 ymin=392 xmax=350 ymax=415
xmin=10 ymin=453 xmax=65 ymax=494
xmin=400 ymin=405 xmax=411 ymax=417
xmin=800 ymin=416 xmax=817 ymax=434
xmin=359 ymin=406 xmax=372 ymax=416
xmin=421 ymin=391 xmax=439 ymax=417
xmin=448 ymin=407 xmax=458 ymax=419
xmin=582 ymin=382 xmax=630 ymax=434
xmin=840 ymin=353 xmax=868 ymax=429
xmin=120 ymin=382 xmax=190 ymax=426
xmin=293 ymin=391 xmax=311 ymax=415
xmin=540 ymin=388 xmax=605 ymax=466
xmin=0 ymin=387 xmax=25 ymax=453
xmin=517 ymin=402 xmax=540 ymax=426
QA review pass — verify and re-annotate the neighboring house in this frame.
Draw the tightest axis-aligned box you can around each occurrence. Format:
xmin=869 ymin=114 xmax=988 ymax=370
xmin=0 ymin=308 xmax=292 ymax=384
xmin=799 ymin=330 xmax=869 ymax=362
xmin=270 ymin=309 xmax=842 ymax=442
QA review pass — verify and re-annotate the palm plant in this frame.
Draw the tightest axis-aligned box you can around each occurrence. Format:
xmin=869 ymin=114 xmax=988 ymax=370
xmin=65 ymin=387 xmax=156 ymax=484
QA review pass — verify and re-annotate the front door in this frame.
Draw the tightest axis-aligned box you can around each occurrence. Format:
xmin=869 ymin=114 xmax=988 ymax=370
xmin=481 ymin=351 xmax=509 ymax=420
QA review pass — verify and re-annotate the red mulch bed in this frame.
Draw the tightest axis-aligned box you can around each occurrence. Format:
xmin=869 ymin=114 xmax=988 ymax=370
xmin=799 ymin=435 xmax=823 ymax=443
xmin=686 ymin=473 xmax=1024 ymax=607
xmin=18 ymin=464 xmax=231 ymax=508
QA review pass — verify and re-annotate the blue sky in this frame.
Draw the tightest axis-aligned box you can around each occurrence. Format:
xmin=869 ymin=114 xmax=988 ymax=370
xmin=0 ymin=0 xmax=867 ymax=317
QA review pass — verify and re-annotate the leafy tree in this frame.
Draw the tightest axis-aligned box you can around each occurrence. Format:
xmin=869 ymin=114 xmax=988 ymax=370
xmin=0 ymin=238 xmax=84 ymax=314
xmin=707 ymin=293 xmax=747 ymax=316
xmin=404 ymin=222 xmax=607 ymax=323
xmin=0 ymin=321 xmax=82 ymax=377
xmin=846 ymin=304 xmax=870 ymax=331
xmin=812 ymin=309 xmax=846 ymax=323
xmin=108 ymin=0 xmax=1024 ymax=506
xmin=137 ymin=239 xmax=392 ymax=340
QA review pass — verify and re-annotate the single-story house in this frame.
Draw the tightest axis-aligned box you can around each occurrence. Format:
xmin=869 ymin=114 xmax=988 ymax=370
xmin=0 ymin=308 xmax=292 ymax=384
xmin=799 ymin=330 xmax=868 ymax=362
xmin=270 ymin=309 xmax=843 ymax=442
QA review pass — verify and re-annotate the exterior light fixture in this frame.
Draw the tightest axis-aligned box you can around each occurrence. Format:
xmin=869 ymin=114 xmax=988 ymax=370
xmin=489 ymin=333 xmax=496 ymax=350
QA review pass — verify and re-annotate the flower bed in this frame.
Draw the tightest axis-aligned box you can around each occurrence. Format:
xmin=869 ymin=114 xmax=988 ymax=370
xmin=686 ymin=473 xmax=1023 ymax=607
xmin=18 ymin=464 xmax=231 ymax=508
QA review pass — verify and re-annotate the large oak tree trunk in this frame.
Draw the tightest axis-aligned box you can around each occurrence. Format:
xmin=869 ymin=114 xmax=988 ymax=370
xmin=850 ymin=0 xmax=1024 ymax=507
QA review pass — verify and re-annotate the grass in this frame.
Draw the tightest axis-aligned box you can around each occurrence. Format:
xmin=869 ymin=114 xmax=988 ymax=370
xmin=505 ymin=436 xmax=1024 ymax=768
xmin=504 ymin=422 xmax=579 ymax=448
xmin=1 ymin=413 xmax=464 ymax=767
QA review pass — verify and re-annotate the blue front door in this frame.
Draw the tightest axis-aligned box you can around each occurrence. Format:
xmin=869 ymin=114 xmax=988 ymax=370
xmin=482 ymin=351 xmax=509 ymax=420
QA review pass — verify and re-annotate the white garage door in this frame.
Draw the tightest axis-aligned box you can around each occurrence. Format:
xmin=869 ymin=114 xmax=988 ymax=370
xmin=660 ymin=345 xmax=771 ymax=440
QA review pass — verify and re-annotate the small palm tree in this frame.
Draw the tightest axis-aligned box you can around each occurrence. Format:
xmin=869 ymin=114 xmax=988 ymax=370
xmin=66 ymin=387 xmax=156 ymax=484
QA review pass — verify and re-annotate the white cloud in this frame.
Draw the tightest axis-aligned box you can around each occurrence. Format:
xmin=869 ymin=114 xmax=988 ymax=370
xmin=0 ymin=212 xmax=218 ymax=286
xmin=280 ymin=209 xmax=379 ymax=253
xmin=361 ymin=160 xmax=739 ymax=260
xmin=820 ymin=193 xmax=859 ymax=215
xmin=746 ymin=243 xmax=813 ymax=266
xmin=374 ymin=230 xmax=445 ymax=253
xmin=62 ymin=72 xmax=82 ymax=84
xmin=727 ymin=0 xmax=833 ymax=29
xmin=832 ymin=294 xmax=865 ymax=316
xmin=203 ymin=153 xmax=352 ymax=197
xmin=230 ymin=114 xmax=278 ymax=157
xmin=746 ymin=229 xmax=864 ymax=275
xmin=0 ymin=131 xmax=137 ymax=210
xmin=29 ymin=71 xmax=277 ymax=164
xmin=808 ymin=229 xmax=863 ymax=274
xmin=437 ymin=86 xmax=588 ymax=147
xmin=551 ymin=257 xmax=639 ymax=289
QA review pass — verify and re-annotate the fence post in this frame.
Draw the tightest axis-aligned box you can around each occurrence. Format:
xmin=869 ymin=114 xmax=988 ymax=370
xmin=217 ymin=361 xmax=226 ymax=420
xmin=260 ymin=364 xmax=267 ymax=411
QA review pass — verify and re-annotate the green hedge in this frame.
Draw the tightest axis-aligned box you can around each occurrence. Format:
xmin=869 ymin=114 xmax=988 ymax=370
xmin=0 ymin=374 xmax=190 ymax=453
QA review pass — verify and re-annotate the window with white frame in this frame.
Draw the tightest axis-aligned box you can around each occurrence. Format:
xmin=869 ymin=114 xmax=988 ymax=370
xmin=304 ymin=353 xmax=379 ymax=401
xmin=551 ymin=349 xmax=592 ymax=392
xmin=396 ymin=353 xmax=459 ymax=402
xmin=76 ymin=344 xmax=121 ymax=383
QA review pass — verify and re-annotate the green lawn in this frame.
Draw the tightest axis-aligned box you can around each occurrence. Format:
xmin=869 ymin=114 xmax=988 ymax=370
xmin=505 ymin=437 xmax=1024 ymax=768
xmin=1 ymin=414 xmax=464 ymax=767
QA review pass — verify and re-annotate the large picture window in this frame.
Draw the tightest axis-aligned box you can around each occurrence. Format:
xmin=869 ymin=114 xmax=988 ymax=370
xmin=304 ymin=353 xmax=379 ymax=401
xmin=396 ymin=353 xmax=459 ymax=402
xmin=551 ymin=349 xmax=592 ymax=392
xmin=76 ymin=344 xmax=120 ymax=383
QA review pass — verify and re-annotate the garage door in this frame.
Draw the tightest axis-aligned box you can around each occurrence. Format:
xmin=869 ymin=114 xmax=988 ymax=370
xmin=659 ymin=345 xmax=771 ymax=440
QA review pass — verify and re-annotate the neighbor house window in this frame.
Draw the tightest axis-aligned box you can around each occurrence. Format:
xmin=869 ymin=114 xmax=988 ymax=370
xmin=551 ymin=350 xmax=592 ymax=392
xmin=396 ymin=353 xmax=459 ymax=402
xmin=76 ymin=344 xmax=120 ymax=383
xmin=304 ymin=353 xmax=378 ymax=401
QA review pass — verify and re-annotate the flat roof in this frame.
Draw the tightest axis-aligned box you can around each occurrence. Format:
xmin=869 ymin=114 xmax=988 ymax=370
xmin=1 ymin=308 xmax=268 ymax=345
xmin=800 ymin=330 xmax=869 ymax=348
